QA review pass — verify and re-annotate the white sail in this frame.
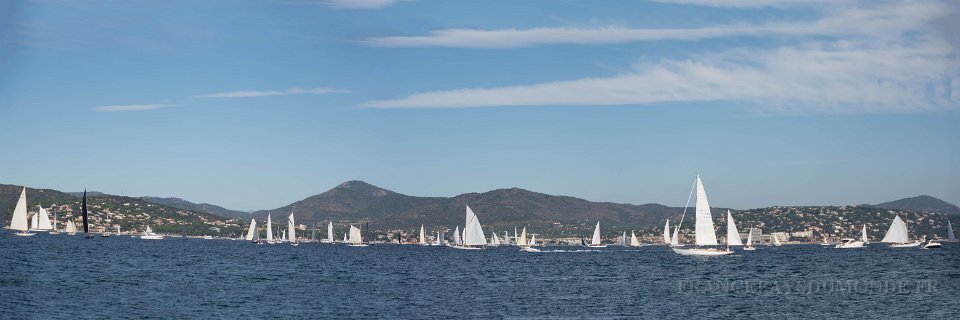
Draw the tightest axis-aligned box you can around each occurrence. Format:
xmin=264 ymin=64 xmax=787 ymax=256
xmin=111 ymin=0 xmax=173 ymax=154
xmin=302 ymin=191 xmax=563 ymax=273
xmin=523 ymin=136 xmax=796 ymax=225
xmin=245 ymin=218 xmax=257 ymax=240
xmin=452 ymin=226 xmax=461 ymax=245
xmin=65 ymin=220 xmax=78 ymax=233
xmin=462 ymin=205 xmax=487 ymax=246
xmin=726 ymin=210 xmax=743 ymax=246
xmin=287 ymin=213 xmax=296 ymax=243
xmin=30 ymin=209 xmax=39 ymax=230
xmin=343 ymin=232 xmax=348 ymax=242
xmin=772 ymin=233 xmax=782 ymax=246
xmin=881 ymin=215 xmax=909 ymax=243
xmin=281 ymin=229 xmax=286 ymax=242
xmin=514 ymin=227 xmax=519 ymax=245
xmin=9 ymin=188 xmax=28 ymax=231
xmin=530 ymin=234 xmax=537 ymax=246
xmin=746 ymin=228 xmax=753 ymax=245
xmin=630 ymin=231 xmax=641 ymax=247
xmin=37 ymin=206 xmax=52 ymax=230
xmin=419 ymin=225 xmax=427 ymax=244
xmin=671 ymin=226 xmax=680 ymax=246
xmin=948 ymin=220 xmax=956 ymax=241
xmin=491 ymin=232 xmax=501 ymax=245
xmin=348 ymin=225 xmax=362 ymax=244
xmin=327 ymin=221 xmax=334 ymax=242
xmin=861 ymin=224 xmax=868 ymax=243
xmin=504 ymin=231 xmax=509 ymax=245
xmin=52 ymin=213 xmax=58 ymax=231
xmin=436 ymin=231 xmax=442 ymax=245
xmin=663 ymin=220 xmax=670 ymax=244
xmin=694 ymin=175 xmax=718 ymax=246
xmin=517 ymin=227 xmax=528 ymax=246
xmin=621 ymin=231 xmax=627 ymax=246
xmin=146 ymin=225 xmax=154 ymax=234
xmin=591 ymin=221 xmax=602 ymax=245
xmin=266 ymin=214 xmax=274 ymax=241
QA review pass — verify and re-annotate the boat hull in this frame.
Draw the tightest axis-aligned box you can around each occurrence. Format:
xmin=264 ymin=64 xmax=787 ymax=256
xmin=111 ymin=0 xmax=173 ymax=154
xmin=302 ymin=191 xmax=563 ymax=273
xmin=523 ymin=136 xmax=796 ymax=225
xmin=671 ymin=247 xmax=734 ymax=256
xmin=743 ymin=246 xmax=756 ymax=251
xmin=585 ymin=245 xmax=608 ymax=248
xmin=140 ymin=235 xmax=164 ymax=240
xmin=348 ymin=244 xmax=369 ymax=247
xmin=449 ymin=245 xmax=483 ymax=250
xmin=835 ymin=241 xmax=864 ymax=248
xmin=14 ymin=232 xmax=36 ymax=237
xmin=889 ymin=241 xmax=922 ymax=248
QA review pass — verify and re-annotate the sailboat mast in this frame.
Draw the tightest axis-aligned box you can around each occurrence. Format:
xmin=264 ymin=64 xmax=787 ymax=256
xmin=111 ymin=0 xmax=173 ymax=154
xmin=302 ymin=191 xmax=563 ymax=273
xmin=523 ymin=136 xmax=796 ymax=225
xmin=673 ymin=178 xmax=697 ymax=243
xmin=81 ymin=190 xmax=89 ymax=234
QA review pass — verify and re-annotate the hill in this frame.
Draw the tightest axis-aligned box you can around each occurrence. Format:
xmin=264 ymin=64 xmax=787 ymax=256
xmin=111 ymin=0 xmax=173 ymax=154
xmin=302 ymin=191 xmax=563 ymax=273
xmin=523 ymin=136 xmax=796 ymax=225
xmin=866 ymin=195 xmax=960 ymax=216
xmin=141 ymin=197 xmax=249 ymax=219
xmin=1 ymin=184 xmax=244 ymax=237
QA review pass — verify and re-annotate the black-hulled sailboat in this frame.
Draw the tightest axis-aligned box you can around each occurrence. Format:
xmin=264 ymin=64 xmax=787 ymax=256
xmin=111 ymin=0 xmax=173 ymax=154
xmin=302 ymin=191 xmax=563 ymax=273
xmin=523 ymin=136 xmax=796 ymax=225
xmin=83 ymin=190 xmax=94 ymax=239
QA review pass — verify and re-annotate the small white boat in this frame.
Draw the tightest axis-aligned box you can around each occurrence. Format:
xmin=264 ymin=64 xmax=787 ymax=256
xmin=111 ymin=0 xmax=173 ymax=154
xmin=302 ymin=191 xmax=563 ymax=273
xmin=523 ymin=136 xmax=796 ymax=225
xmin=743 ymin=228 xmax=756 ymax=251
xmin=520 ymin=246 xmax=541 ymax=252
xmin=347 ymin=224 xmax=368 ymax=247
xmin=770 ymin=234 xmax=782 ymax=247
xmin=586 ymin=221 xmax=607 ymax=248
xmin=923 ymin=240 xmax=942 ymax=249
xmin=140 ymin=225 xmax=163 ymax=240
xmin=835 ymin=238 xmax=864 ymax=249
xmin=449 ymin=205 xmax=487 ymax=250
xmin=630 ymin=231 xmax=641 ymax=247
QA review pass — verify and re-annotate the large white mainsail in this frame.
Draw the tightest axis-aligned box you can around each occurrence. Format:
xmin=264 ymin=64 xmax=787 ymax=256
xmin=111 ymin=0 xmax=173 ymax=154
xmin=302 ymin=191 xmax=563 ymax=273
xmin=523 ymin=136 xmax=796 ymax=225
xmin=630 ymin=231 xmax=641 ymax=247
xmin=419 ymin=225 xmax=427 ymax=245
xmin=881 ymin=215 xmax=909 ymax=244
xmin=861 ymin=224 xmax=869 ymax=244
xmin=517 ymin=227 xmax=528 ymax=246
xmin=266 ymin=214 xmax=274 ymax=241
xmin=287 ymin=213 xmax=296 ymax=243
xmin=348 ymin=225 xmax=362 ymax=244
xmin=37 ymin=206 xmax=52 ymax=230
xmin=9 ymin=188 xmax=29 ymax=232
xmin=245 ymin=218 xmax=257 ymax=241
xmin=327 ymin=221 xmax=334 ymax=243
xmin=662 ymin=220 xmax=670 ymax=245
xmin=693 ymin=175 xmax=718 ymax=246
xmin=726 ymin=210 xmax=743 ymax=246
xmin=591 ymin=221 xmax=602 ymax=245
xmin=948 ymin=220 xmax=956 ymax=241
xmin=462 ymin=205 xmax=487 ymax=246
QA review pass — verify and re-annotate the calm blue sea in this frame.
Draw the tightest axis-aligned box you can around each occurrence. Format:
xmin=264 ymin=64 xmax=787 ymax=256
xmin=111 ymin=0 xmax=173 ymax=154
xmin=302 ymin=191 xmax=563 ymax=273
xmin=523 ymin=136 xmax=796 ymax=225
xmin=1 ymin=233 xmax=958 ymax=319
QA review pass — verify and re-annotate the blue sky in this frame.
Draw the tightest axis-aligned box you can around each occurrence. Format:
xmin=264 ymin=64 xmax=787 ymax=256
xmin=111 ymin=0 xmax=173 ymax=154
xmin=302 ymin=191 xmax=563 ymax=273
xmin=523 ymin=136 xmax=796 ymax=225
xmin=1 ymin=0 xmax=958 ymax=210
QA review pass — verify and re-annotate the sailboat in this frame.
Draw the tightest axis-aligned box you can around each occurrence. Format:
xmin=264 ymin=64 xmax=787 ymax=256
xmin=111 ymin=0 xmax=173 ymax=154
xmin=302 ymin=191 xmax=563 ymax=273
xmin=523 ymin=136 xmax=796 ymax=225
xmin=8 ymin=188 xmax=34 ymax=236
xmin=419 ymin=225 xmax=428 ymax=245
xmin=586 ymin=221 xmax=607 ymax=248
xmin=287 ymin=213 xmax=298 ymax=246
xmin=451 ymin=226 xmax=462 ymax=246
xmin=450 ymin=205 xmax=487 ymax=250
xmin=662 ymin=220 xmax=670 ymax=245
xmin=65 ymin=220 xmax=78 ymax=235
xmin=82 ymin=190 xmax=93 ymax=239
xmin=861 ymin=224 xmax=869 ymax=245
xmin=324 ymin=221 xmax=334 ymax=243
xmin=140 ymin=225 xmax=163 ymax=240
xmin=435 ymin=231 xmax=443 ymax=246
xmin=516 ymin=226 xmax=528 ymax=247
xmin=771 ymin=233 xmax=782 ymax=247
xmin=743 ymin=228 xmax=756 ymax=251
xmin=245 ymin=218 xmax=258 ymax=243
xmin=347 ymin=224 xmax=367 ymax=247
xmin=266 ymin=213 xmax=275 ymax=244
xmin=670 ymin=225 xmax=683 ymax=247
xmin=49 ymin=212 xmax=60 ymax=235
xmin=671 ymin=175 xmax=733 ymax=256
xmin=881 ymin=215 xmax=922 ymax=247
xmin=726 ymin=210 xmax=743 ymax=249
xmin=520 ymin=229 xmax=541 ymax=252
xmin=343 ymin=232 xmax=348 ymax=243
xmin=504 ymin=231 xmax=510 ymax=245
xmin=489 ymin=232 xmax=501 ymax=247
xmin=946 ymin=220 xmax=957 ymax=242
xmin=30 ymin=205 xmax=53 ymax=232
xmin=630 ymin=231 xmax=641 ymax=247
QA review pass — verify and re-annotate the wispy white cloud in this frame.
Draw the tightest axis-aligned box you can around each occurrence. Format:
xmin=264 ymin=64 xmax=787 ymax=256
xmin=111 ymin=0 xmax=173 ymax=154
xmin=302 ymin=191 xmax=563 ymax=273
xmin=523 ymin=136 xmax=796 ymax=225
xmin=201 ymin=87 xmax=341 ymax=98
xmin=365 ymin=1 xmax=943 ymax=48
xmin=361 ymin=1 xmax=959 ymax=114
xmin=93 ymin=104 xmax=169 ymax=112
xmin=323 ymin=0 xmax=397 ymax=9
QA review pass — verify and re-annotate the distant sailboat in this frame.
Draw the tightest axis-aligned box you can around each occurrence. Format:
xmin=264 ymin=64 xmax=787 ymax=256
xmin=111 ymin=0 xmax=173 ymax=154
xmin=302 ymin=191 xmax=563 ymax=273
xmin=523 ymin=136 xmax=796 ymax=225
xmin=266 ymin=213 xmax=275 ymax=244
xmin=245 ymin=218 xmax=258 ymax=242
xmin=947 ymin=220 xmax=957 ymax=242
xmin=861 ymin=224 xmax=869 ymax=244
xmin=435 ymin=231 xmax=442 ymax=246
xmin=771 ymin=233 xmax=782 ymax=246
xmin=744 ymin=228 xmax=756 ymax=251
xmin=32 ymin=205 xmax=53 ymax=232
xmin=140 ymin=225 xmax=163 ymax=240
xmin=348 ymin=224 xmax=367 ymax=247
xmin=82 ymin=190 xmax=93 ymax=239
xmin=287 ymin=213 xmax=297 ymax=246
xmin=451 ymin=205 xmax=487 ymax=250
xmin=671 ymin=175 xmax=733 ymax=256
xmin=587 ymin=221 xmax=606 ymax=248
xmin=662 ymin=220 xmax=670 ymax=245
xmin=630 ymin=231 xmax=641 ymax=247
xmin=8 ymin=188 xmax=34 ymax=236
xmin=65 ymin=220 xmax=78 ymax=235
xmin=726 ymin=210 xmax=743 ymax=247
xmin=516 ymin=227 xmax=528 ymax=246
xmin=50 ymin=212 xmax=60 ymax=235
xmin=670 ymin=226 xmax=681 ymax=247
xmin=489 ymin=232 xmax=501 ymax=247
xmin=451 ymin=226 xmax=462 ymax=246
xmin=325 ymin=221 xmax=334 ymax=243
xmin=419 ymin=225 xmax=428 ymax=245
xmin=881 ymin=215 xmax=922 ymax=247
